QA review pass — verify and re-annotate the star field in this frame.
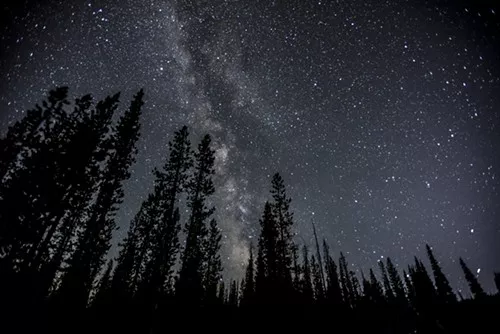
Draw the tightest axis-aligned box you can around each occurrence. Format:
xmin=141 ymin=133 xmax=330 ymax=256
xmin=1 ymin=0 xmax=499 ymax=293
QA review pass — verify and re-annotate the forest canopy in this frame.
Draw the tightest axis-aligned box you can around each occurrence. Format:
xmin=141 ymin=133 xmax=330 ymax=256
xmin=0 ymin=88 xmax=499 ymax=333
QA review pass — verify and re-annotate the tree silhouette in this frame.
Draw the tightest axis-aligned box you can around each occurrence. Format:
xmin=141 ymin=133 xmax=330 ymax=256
xmin=311 ymin=255 xmax=325 ymax=302
xmin=228 ymin=280 xmax=239 ymax=307
xmin=38 ymin=93 xmax=120 ymax=298
xmin=409 ymin=257 xmax=436 ymax=311
xmin=301 ymin=245 xmax=313 ymax=303
xmin=386 ymin=257 xmax=406 ymax=303
xmin=1 ymin=86 xmax=499 ymax=333
xmin=134 ymin=126 xmax=192 ymax=316
xmin=379 ymin=260 xmax=394 ymax=302
xmin=270 ymin=173 xmax=295 ymax=292
xmin=339 ymin=252 xmax=356 ymax=307
xmin=58 ymin=89 xmax=144 ymax=310
xmin=0 ymin=87 xmax=71 ymax=271
xmin=426 ymin=244 xmax=456 ymax=303
xmin=459 ymin=257 xmax=486 ymax=299
xmin=202 ymin=218 xmax=223 ymax=304
xmin=177 ymin=134 xmax=216 ymax=305
xmin=322 ymin=241 xmax=342 ymax=306
xmin=255 ymin=201 xmax=278 ymax=303
xmin=241 ymin=244 xmax=255 ymax=306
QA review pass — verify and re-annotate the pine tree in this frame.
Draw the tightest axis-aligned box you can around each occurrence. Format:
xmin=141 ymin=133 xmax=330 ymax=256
xmin=459 ymin=257 xmax=486 ymax=299
xmin=409 ymin=257 xmax=436 ymax=310
xmin=426 ymin=244 xmax=456 ymax=303
xmin=228 ymin=280 xmax=239 ymax=307
xmin=111 ymin=208 xmax=144 ymax=302
xmin=312 ymin=221 xmax=325 ymax=293
xmin=311 ymin=255 xmax=325 ymax=302
xmin=255 ymin=201 xmax=278 ymax=302
xmin=127 ymin=193 xmax=160 ymax=291
xmin=291 ymin=244 xmax=301 ymax=294
xmin=0 ymin=87 xmax=71 ymax=269
xmin=177 ymin=134 xmax=216 ymax=305
xmin=349 ymin=270 xmax=361 ymax=304
xmin=241 ymin=244 xmax=255 ymax=306
xmin=135 ymin=126 xmax=192 ymax=305
xmin=379 ymin=260 xmax=394 ymax=301
xmin=339 ymin=252 xmax=354 ymax=307
xmin=217 ymin=281 xmax=225 ymax=305
xmin=386 ymin=257 xmax=406 ymax=303
xmin=368 ymin=268 xmax=384 ymax=304
xmin=58 ymin=89 xmax=144 ymax=309
xmin=301 ymin=245 xmax=313 ymax=303
xmin=36 ymin=93 xmax=120 ymax=297
xmin=270 ymin=173 xmax=295 ymax=289
xmin=403 ymin=269 xmax=415 ymax=305
xmin=323 ymin=241 xmax=342 ymax=305
xmin=202 ymin=219 xmax=222 ymax=304
xmin=0 ymin=89 xmax=122 ymax=308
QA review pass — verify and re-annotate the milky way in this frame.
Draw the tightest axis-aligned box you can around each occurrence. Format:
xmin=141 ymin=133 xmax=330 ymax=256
xmin=1 ymin=0 xmax=500 ymax=293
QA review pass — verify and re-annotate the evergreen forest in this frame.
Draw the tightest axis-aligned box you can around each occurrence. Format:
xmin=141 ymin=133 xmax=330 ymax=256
xmin=1 ymin=87 xmax=499 ymax=333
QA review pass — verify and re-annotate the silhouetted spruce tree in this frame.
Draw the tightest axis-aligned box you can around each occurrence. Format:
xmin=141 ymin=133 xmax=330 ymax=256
xmin=361 ymin=272 xmax=371 ymax=304
xmin=110 ymin=203 xmax=146 ymax=305
xmin=202 ymin=219 xmax=222 ymax=304
xmin=0 ymin=87 xmax=70 ymax=270
xmin=228 ymin=280 xmax=239 ymax=307
xmin=0 ymin=101 xmax=44 ymax=182
xmin=379 ymin=260 xmax=394 ymax=301
xmin=386 ymin=257 xmax=406 ymax=303
xmin=217 ymin=281 xmax=225 ymax=305
xmin=323 ymin=241 xmax=342 ymax=306
xmin=339 ymin=252 xmax=354 ymax=307
xmin=426 ymin=244 xmax=456 ymax=303
xmin=58 ymin=89 xmax=144 ymax=310
xmin=312 ymin=221 xmax=326 ymax=293
xmin=349 ymin=270 xmax=361 ymax=304
xmin=291 ymin=244 xmax=301 ymax=295
xmin=125 ymin=193 xmax=160 ymax=291
xmin=24 ymin=90 xmax=95 ymax=271
xmin=37 ymin=93 xmax=120 ymax=297
xmin=177 ymin=134 xmax=216 ymax=305
xmin=241 ymin=244 xmax=255 ymax=306
xmin=311 ymin=255 xmax=325 ymax=302
xmin=0 ymin=89 xmax=123 ymax=311
xmin=135 ymin=126 xmax=192 ymax=311
xmin=459 ymin=257 xmax=486 ymax=299
xmin=368 ymin=268 xmax=385 ymax=304
xmin=409 ymin=257 xmax=436 ymax=310
xmin=301 ymin=245 xmax=313 ymax=303
xmin=403 ymin=269 xmax=415 ymax=305
xmin=270 ymin=173 xmax=295 ymax=291
xmin=255 ymin=201 xmax=278 ymax=302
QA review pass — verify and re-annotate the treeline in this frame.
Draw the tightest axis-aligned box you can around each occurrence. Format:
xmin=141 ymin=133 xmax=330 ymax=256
xmin=0 ymin=87 xmax=499 ymax=333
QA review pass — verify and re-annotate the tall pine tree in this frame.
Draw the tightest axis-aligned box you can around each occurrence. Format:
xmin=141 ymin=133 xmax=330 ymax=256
xmin=177 ymin=134 xmax=216 ymax=305
xmin=241 ymin=244 xmax=255 ymax=306
xmin=459 ymin=257 xmax=486 ymax=299
xmin=58 ymin=89 xmax=144 ymax=310
xmin=270 ymin=173 xmax=295 ymax=291
xmin=426 ymin=244 xmax=455 ymax=303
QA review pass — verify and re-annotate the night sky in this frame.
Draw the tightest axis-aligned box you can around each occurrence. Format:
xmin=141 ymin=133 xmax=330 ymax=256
xmin=1 ymin=0 xmax=500 ymax=294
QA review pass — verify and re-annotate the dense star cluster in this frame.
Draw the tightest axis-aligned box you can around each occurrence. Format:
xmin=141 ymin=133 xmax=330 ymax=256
xmin=1 ymin=0 xmax=499 ymax=292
